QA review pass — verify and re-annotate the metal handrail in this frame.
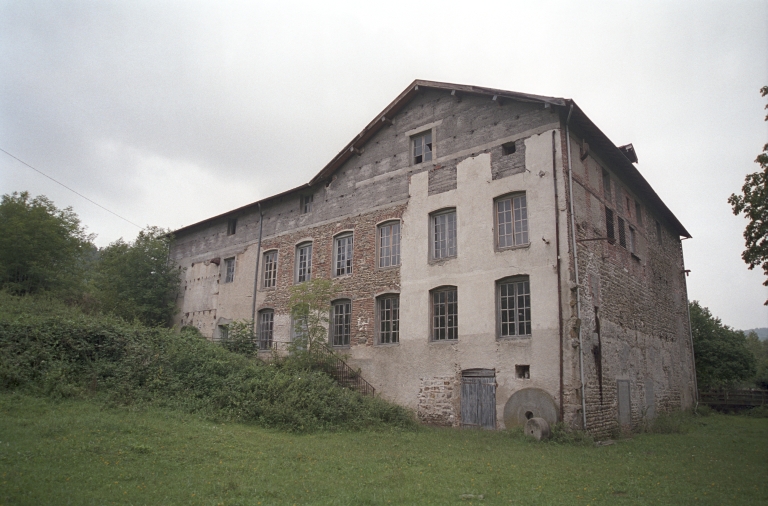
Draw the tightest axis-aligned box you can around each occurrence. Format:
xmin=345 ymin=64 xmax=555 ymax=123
xmin=312 ymin=344 xmax=376 ymax=397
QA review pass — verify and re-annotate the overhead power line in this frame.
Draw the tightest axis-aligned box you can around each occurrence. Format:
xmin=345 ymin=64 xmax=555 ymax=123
xmin=0 ymin=147 xmax=142 ymax=229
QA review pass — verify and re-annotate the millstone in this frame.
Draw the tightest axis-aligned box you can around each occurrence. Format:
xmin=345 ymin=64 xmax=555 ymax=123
xmin=524 ymin=417 xmax=551 ymax=440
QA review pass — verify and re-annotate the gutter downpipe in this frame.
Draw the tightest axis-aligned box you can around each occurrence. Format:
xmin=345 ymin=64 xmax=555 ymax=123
xmin=681 ymin=238 xmax=699 ymax=410
xmin=251 ymin=203 xmax=264 ymax=330
xmin=565 ymin=104 xmax=588 ymax=431
xmin=552 ymin=130 xmax=565 ymax=422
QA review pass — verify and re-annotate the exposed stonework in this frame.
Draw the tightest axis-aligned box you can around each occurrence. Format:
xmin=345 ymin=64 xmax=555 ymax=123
xmin=417 ymin=376 xmax=457 ymax=426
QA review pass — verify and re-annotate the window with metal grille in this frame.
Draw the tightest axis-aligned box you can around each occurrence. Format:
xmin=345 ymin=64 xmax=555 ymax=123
xmin=618 ymin=217 xmax=626 ymax=248
xmin=295 ymin=243 xmax=312 ymax=283
xmin=412 ymin=130 xmax=432 ymax=164
xmin=602 ymin=169 xmax=612 ymax=200
xmin=496 ymin=194 xmax=529 ymax=248
xmin=258 ymin=310 xmax=274 ymax=350
xmin=227 ymin=218 xmax=237 ymax=236
xmin=223 ymin=257 xmax=235 ymax=283
xmin=431 ymin=209 xmax=457 ymax=260
xmin=263 ymin=250 xmax=277 ymax=288
xmin=378 ymin=221 xmax=401 ymax=268
xmin=333 ymin=233 xmax=353 ymax=277
xmin=301 ymin=195 xmax=313 ymax=214
xmin=377 ymin=295 xmax=399 ymax=344
xmin=431 ymin=287 xmax=458 ymax=341
xmin=331 ymin=300 xmax=351 ymax=347
xmin=605 ymin=207 xmax=615 ymax=242
xmin=498 ymin=277 xmax=532 ymax=337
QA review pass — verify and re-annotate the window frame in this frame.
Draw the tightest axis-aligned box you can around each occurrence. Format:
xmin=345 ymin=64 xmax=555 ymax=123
xmin=618 ymin=217 xmax=627 ymax=249
xmin=430 ymin=208 xmax=457 ymax=261
xmin=411 ymin=129 xmax=433 ymax=165
xmin=332 ymin=232 xmax=354 ymax=277
xmin=227 ymin=218 xmax=237 ymax=236
xmin=301 ymin=194 xmax=313 ymax=214
xmin=295 ymin=242 xmax=313 ymax=283
xmin=223 ymin=256 xmax=236 ymax=283
xmin=602 ymin=169 xmax=612 ymax=200
xmin=376 ymin=294 xmax=400 ymax=345
xmin=605 ymin=207 xmax=615 ymax=243
xmin=258 ymin=309 xmax=275 ymax=351
xmin=262 ymin=249 xmax=278 ymax=289
xmin=494 ymin=192 xmax=530 ymax=250
xmin=496 ymin=276 xmax=532 ymax=339
xmin=430 ymin=286 xmax=458 ymax=342
xmin=635 ymin=202 xmax=643 ymax=226
xmin=629 ymin=226 xmax=638 ymax=256
xmin=377 ymin=220 xmax=401 ymax=269
xmin=330 ymin=299 xmax=352 ymax=347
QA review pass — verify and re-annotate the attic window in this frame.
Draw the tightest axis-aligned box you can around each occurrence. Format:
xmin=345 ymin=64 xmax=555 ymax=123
xmin=412 ymin=130 xmax=432 ymax=164
xmin=301 ymin=195 xmax=313 ymax=214
xmin=502 ymin=141 xmax=517 ymax=156
xmin=227 ymin=218 xmax=237 ymax=236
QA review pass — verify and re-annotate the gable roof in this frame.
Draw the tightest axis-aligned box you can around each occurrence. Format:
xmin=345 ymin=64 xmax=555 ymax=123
xmin=173 ymin=79 xmax=690 ymax=238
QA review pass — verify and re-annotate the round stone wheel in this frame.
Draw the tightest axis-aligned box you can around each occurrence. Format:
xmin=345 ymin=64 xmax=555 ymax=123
xmin=524 ymin=417 xmax=551 ymax=440
xmin=502 ymin=388 xmax=558 ymax=428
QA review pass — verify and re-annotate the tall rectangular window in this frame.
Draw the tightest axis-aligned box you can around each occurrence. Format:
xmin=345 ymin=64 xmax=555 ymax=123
xmin=334 ymin=233 xmax=353 ymax=277
xmin=432 ymin=287 xmax=458 ymax=341
xmin=412 ymin=130 xmax=433 ymax=164
xmin=431 ymin=210 xmax=457 ymax=259
xmin=295 ymin=243 xmax=312 ymax=283
xmin=605 ymin=207 xmax=615 ymax=242
xmin=301 ymin=195 xmax=313 ymax=214
xmin=332 ymin=300 xmax=351 ymax=347
xmin=227 ymin=218 xmax=237 ymax=236
xmin=258 ymin=310 xmax=274 ymax=350
xmin=629 ymin=226 xmax=637 ymax=254
xmin=618 ymin=217 xmax=627 ymax=248
xmin=496 ymin=194 xmax=529 ymax=248
xmin=224 ymin=257 xmax=235 ymax=283
xmin=602 ymin=169 xmax=612 ymax=200
xmin=378 ymin=221 xmax=401 ymax=268
xmin=635 ymin=202 xmax=643 ymax=226
xmin=263 ymin=250 xmax=277 ymax=288
xmin=498 ymin=277 xmax=531 ymax=337
xmin=378 ymin=295 xmax=400 ymax=344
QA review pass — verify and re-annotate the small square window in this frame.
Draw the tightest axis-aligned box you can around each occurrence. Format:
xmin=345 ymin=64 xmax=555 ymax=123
xmin=263 ymin=250 xmax=278 ymax=288
xmin=502 ymin=141 xmax=517 ymax=156
xmin=431 ymin=209 xmax=457 ymax=260
xmin=515 ymin=365 xmax=530 ymax=379
xmin=412 ymin=130 xmax=433 ymax=165
xmin=431 ymin=287 xmax=458 ymax=341
xmin=333 ymin=233 xmax=353 ymax=277
xmin=301 ymin=195 xmax=313 ymax=214
xmin=227 ymin=218 xmax=237 ymax=236
xmin=295 ymin=243 xmax=312 ymax=283
xmin=223 ymin=257 xmax=235 ymax=283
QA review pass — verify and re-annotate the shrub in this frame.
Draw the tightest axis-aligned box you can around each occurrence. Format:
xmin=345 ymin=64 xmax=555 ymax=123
xmin=0 ymin=293 xmax=415 ymax=432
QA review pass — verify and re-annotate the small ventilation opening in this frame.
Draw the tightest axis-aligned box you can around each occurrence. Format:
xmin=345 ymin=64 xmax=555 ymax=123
xmin=516 ymin=365 xmax=530 ymax=379
xmin=525 ymin=411 xmax=534 ymax=420
xmin=502 ymin=141 xmax=517 ymax=156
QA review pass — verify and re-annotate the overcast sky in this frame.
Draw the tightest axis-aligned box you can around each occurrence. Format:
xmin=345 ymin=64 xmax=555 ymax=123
xmin=1 ymin=0 xmax=766 ymax=330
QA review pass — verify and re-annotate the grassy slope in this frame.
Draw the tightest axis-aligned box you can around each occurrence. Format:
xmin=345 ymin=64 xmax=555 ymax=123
xmin=1 ymin=394 xmax=766 ymax=505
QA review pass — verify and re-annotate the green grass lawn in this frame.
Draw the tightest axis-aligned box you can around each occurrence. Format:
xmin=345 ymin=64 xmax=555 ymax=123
xmin=0 ymin=394 xmax=766 ymax=505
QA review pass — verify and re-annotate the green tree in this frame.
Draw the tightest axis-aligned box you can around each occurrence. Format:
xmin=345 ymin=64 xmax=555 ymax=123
xmin=288 ymin=278 xmax=337 ymax=354
xmin=92 ymin=226 xmax=181 ymax=326
xmin=689 ymin=301 xmax=756 ymax=389
xmin=728 ymin=86 xmax=768 ymax=305
xmin=745 ymin=331 xmax=768 ymax=389
xmin=0 ymin=191 xmax=94 ymax=297
xmin=220 ymin=319 xmax=256 ymax=356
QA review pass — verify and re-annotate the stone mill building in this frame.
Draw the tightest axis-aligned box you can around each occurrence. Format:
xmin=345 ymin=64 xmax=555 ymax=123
xmin=169 ymin=80 xmax=697 ymax=437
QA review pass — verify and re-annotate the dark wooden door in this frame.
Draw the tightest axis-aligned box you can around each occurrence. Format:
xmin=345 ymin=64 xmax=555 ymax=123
xmin=461 ymin=370 xmax=496 ymax=429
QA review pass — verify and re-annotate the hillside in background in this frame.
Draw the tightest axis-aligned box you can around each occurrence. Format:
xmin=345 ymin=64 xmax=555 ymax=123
xmin=744 ymin=328 xmax=768 ymax=340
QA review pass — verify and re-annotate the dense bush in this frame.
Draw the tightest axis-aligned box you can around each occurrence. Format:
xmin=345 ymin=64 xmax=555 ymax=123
xmin=0 ymin=293 xmax=414 ymax=432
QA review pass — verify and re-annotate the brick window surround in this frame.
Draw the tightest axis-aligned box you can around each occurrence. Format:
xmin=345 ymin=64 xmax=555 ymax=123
xmin=262 ymin=250 xmax=278 ymax=288
xmin=333 ymin=233 xmax=353 ymax=277
xmin=331 ymin=299 xmax=351 ymax=347
xmin=378 ymin=221 xmax=401 ymax=268
xmin=377 ymin=294 xmax=400 ymax=344
xmin=295 ymin=242 xmax=312 ymax=283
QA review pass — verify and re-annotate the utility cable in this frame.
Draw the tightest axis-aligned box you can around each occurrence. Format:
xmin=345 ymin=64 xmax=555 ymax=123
xmin=0 ymin=147 xmax=142 ymax=229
